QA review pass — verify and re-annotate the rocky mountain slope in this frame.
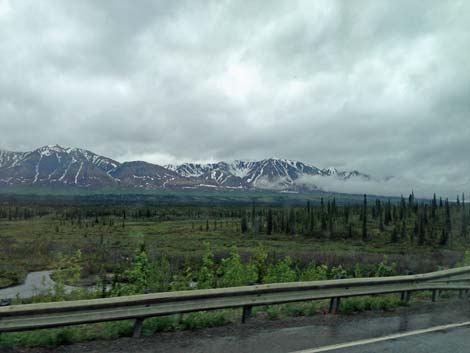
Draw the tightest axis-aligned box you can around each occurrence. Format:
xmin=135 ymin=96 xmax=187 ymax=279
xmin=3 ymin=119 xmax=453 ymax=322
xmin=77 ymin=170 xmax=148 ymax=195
xmin=166 ymin=159 xmax=369 ymax=190
xmin=0 ymin=145 xmax=370 ymax=191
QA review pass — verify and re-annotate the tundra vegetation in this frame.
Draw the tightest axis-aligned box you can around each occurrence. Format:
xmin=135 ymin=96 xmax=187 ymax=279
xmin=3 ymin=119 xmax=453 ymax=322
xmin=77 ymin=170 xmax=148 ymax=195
xmin=0 ymin=192 xmax=469 ymax=349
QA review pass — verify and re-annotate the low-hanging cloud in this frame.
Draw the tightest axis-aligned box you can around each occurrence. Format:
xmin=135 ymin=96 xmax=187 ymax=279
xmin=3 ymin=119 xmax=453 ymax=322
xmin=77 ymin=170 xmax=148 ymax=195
xmin=297 ymin=175 xmax=468 ymax=200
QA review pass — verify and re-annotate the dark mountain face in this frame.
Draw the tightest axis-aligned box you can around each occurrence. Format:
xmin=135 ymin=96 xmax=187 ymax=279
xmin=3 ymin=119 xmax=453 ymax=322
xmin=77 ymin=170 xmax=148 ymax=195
xmin=110 ymin=161 xmax=181 ymax=188
xmin=0 ymin=145 xmax=370 ymax=192
xmin=0 ymin=145 xmax=118 ymax=186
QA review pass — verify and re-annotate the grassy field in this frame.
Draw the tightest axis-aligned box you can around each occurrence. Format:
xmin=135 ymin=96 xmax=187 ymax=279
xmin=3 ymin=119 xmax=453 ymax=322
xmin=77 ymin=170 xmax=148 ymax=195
xmin=0 ymin=210 xmax=465 ymax=288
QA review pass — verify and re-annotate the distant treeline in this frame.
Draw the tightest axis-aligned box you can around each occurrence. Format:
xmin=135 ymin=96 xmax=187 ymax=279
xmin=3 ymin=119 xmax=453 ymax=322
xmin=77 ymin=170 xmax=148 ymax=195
xmin=0 ymin=192 xmax=468 ymax=248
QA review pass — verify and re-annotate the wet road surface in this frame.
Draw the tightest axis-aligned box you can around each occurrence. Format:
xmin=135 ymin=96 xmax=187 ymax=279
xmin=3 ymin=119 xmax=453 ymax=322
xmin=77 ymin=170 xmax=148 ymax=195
xmin=16 ymin=299 xmax=470 ymax=353
xmin=313 ymin=324 xmax=470 ymax=353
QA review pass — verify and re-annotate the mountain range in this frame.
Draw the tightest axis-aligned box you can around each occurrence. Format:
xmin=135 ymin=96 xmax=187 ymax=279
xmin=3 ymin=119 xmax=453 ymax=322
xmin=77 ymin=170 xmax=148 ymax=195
xmin=0 ymin=145 xmax=370 ymax=192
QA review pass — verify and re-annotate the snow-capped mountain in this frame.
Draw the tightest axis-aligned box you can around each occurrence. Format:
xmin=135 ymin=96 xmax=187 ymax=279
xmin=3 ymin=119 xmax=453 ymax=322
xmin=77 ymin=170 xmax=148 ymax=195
xmin=0 ymin=145 xmax=370 ymax=192
xmin=167 ymin=158 xmax=369 ymax=190
xmin=0 ymin=145 xmax=119 ymax=186
xmin=0 ymin=150 xmax=27 ymax=169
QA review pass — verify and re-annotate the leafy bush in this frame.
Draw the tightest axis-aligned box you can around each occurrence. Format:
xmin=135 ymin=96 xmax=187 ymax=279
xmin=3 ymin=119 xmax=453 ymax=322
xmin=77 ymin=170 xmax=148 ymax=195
xmin=300 ymin=262 xmax=328 ymax=281
xmin=181 ymin=311 xmax=230 ymax=329
xmin=264 ymin=257 xmax=297 ymax=283
xmin=374 ymin=256 xmax=397 ymax=277
xmin=53 ymin=250 xmax=83 ymax=300
xmin=266 ymin=306 xmax=280 ymax=320
xmin=340 ymin=295 xmax=404 ymax=314
xmin=217 ymin=246 xmax=257 ymax=287
xmin=251 ymin=243 xmax=268 ymax=283
xmin=197 ymin=242 xmax=216 ymax=289
xmin=329 ymin=265 xmax=348 ymax=279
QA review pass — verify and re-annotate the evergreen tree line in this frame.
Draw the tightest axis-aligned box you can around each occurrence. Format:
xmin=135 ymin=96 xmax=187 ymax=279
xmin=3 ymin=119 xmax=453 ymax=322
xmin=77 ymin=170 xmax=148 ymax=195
xmin=239 ymin=193 xmax=470 ymax=247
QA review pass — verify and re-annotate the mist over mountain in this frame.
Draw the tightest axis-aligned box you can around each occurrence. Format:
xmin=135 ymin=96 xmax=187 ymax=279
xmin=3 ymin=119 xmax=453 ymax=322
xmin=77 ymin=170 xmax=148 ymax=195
xmin=0 ymin=145 xmax=372 ymax=193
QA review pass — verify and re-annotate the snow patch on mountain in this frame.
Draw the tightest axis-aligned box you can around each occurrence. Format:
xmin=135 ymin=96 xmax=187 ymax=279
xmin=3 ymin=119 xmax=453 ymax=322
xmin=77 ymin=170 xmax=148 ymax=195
xmin=0 ymin=146 xmax=372 ymax=192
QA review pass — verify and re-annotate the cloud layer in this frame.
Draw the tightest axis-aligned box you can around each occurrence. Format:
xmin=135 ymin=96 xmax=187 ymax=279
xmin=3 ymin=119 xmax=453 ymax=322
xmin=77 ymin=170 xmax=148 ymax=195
xmin=0 ymin=0 xmax=468 ymax=198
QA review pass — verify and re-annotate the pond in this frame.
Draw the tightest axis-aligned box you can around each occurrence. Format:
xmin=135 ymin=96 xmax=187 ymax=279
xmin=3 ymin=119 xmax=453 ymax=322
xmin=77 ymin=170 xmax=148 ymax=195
xmin=0 ymin=270 xmax=76 ymax=300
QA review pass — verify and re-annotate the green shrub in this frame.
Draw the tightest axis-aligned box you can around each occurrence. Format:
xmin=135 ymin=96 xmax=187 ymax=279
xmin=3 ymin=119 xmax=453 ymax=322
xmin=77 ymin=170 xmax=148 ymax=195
xmin=181 ymin=310 xmax=230 ymax=329
xmin=143 ymin=316 xmax=181 ymax=335
xmin=264 ymin=257 xmax=297 ymax=284
xmin=217 ymin=246 xmax=257 ymax=287
xmin=266 ymin=306 xmax=280 ymax=320
xmin=374 ymin=256 xmax=396 ymax=277
xmin=300 ymin=262 xmax=328 ymax=281
xmin=282 ymin=302 xmax=320 ymax=317
xmin=340 ymin=295 xmax=404 ymax=314
xmin=197 ymin=242 xmax=216 ymax=289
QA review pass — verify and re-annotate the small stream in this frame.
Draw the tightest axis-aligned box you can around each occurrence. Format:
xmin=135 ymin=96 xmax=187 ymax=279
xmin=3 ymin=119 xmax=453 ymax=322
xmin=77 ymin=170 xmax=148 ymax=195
xmin=0 ymin=271 xmax=78 ymax=300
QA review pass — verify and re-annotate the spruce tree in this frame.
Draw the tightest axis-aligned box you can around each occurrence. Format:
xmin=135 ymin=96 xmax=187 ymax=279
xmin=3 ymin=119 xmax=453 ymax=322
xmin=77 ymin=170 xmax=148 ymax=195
xmin=401 ymin=220 xmax=407 ymax=240
xmin=379 ymin=209 xmax=384 ymax=231
xmin=241 ymin=214 xmax=248 ymax=233
xmin=289 ymin=208 xmax=296 ymax=235
xmin=267 ymin=209 xmax=273 ymax=235
xmin=445 ymin=199 xmax=452 ymax=245
xmin=384 ymin=200 xmax=392 ymax=225
xmin=440 ymin=228 xmax=448 ymax=246
xmin=418 ymin=217 xmax=426 ymax=245
xmin=391 ymin=225 xmax=399 ymax=243
xmin=462 ymin=193 xmax=467 ymax=239
xmin=362 ymin=194 xmax=368 ymax=241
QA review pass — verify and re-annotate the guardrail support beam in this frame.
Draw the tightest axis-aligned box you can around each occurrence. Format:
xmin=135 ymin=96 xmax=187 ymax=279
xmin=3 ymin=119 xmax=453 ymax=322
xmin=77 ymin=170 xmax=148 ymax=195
xmin=401 ymin=291 xmax=411 ymax=303
xmin=432 ymin=290 xmax=437 ymax=302
xmin=328 ymin=298 xmax=334 ymax=313
xmin=133 ymin=318 xmax=145 ymax=338
xmin=335 ymin=297 xmax=341 ymax=313
xmin=329 ymin=297 xmax=340 ymax=313
xmin=242 ymin=305 xmax=252 ymax=323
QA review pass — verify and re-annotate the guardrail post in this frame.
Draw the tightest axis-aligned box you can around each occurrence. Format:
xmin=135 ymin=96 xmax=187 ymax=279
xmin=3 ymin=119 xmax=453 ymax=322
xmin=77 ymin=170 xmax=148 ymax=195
xmin=459 ymin=290 xmax=463 ymax=299
xmin=242 ymin=305 xmax=252 ymax=323
xmin=400 ymin=291 xmax=411 ymax=302
xmin=335 ymin=297 xmax=341 ymax=313
xmin=329 ymin=297 xmax=341 ymax=313
xmin=133 ymin=318 xmax=145 ymax=338
xmin=432 ymin=290 xmax=437 ymax=302
xmin=328 ymin=298 xmax=335 ymax=313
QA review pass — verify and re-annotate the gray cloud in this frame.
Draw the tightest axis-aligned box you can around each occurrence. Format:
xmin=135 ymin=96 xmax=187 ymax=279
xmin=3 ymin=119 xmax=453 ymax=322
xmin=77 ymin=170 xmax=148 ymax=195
xmin=0 ymin=0 xmax=468 ymax=198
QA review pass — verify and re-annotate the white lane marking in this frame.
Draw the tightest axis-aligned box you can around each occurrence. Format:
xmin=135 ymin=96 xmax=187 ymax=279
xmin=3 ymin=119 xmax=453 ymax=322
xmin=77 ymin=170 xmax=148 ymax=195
xmin=291 ymin=321 xmax=470 ymax=353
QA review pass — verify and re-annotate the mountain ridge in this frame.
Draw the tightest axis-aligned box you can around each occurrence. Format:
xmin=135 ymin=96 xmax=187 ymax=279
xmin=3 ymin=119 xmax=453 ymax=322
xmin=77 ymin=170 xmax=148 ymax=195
xmin=0 ymin=145 xmax=370 ymax=192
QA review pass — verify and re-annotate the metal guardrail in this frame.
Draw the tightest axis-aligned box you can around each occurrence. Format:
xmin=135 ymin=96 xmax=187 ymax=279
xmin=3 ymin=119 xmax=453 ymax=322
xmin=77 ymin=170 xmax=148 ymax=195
xmin=1 ymin=266 xmax=470 ymax=337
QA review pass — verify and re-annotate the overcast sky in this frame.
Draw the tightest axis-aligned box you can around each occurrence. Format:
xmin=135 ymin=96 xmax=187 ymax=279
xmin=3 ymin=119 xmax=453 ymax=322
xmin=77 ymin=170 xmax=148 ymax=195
xmin=0 ymin=0 xmax=468 ymax=197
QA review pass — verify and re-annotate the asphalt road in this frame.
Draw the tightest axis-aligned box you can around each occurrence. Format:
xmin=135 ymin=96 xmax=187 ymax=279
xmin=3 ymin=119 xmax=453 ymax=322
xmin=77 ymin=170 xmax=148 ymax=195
xmin=311 ymin=324 xmax=470 ymax=353
xmin=14 ymin=300 xmax=470 ymax=353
